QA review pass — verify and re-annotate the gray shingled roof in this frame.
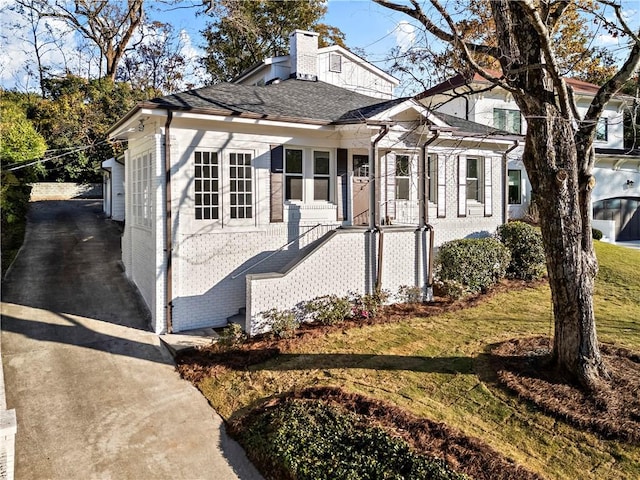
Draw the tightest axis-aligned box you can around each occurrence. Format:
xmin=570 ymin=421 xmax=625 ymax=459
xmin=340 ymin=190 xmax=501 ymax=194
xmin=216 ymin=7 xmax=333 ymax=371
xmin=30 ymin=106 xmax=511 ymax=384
xmin=431 ymin=111 xmax=518 ymax=137
xmin=146 ymin=79 xmax=407 ymax=124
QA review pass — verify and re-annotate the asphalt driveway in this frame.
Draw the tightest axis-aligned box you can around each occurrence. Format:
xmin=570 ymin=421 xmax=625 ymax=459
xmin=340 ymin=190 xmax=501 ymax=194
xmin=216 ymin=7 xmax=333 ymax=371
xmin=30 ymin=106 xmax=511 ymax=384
xmin=1 ymin=200 xmax=262 ymax=480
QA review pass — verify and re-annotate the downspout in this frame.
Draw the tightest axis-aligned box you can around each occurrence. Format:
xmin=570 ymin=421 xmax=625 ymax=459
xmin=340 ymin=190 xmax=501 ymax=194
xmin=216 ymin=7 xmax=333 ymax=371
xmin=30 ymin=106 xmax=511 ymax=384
xmin=503 ymin=140 xmax=520 ymax=224
xmin=419 ymin=129 xmax=441 ymax=291
xmin=164 ymin=110 xmax=174 ymax=333
xmin=370 ymin=125 xmax=389 ymax=293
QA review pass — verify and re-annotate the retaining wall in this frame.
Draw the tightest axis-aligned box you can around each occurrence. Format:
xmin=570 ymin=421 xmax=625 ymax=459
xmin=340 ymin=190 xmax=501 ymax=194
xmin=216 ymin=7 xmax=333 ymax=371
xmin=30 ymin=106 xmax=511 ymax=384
xmin=30 ymin=183 xmax=102 ymax=201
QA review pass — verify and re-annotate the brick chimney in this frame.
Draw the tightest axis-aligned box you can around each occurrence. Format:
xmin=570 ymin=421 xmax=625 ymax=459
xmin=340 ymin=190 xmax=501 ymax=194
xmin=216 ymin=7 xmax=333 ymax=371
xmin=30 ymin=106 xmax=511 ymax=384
xmin=289 ymin=30 xmax=319 ymax=81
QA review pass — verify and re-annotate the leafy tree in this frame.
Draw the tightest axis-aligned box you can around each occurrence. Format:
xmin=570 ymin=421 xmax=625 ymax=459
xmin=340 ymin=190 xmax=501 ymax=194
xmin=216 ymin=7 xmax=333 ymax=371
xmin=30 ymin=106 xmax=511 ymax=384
xmin=201 ymin=0 xmax=346 ymax=83
xmin=29 ymin=75 xmax=148 ymax=182
xmin=375 ymin=0 xmax=640 ymax=389
xmin=0 ymin=93 xmax=46 ymax=226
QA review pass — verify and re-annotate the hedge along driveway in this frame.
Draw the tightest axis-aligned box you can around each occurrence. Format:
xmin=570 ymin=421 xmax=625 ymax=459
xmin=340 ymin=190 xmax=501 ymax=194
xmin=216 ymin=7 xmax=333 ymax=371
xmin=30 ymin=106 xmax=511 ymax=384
xmin=194 ymin=241 xmax=640 ymax=480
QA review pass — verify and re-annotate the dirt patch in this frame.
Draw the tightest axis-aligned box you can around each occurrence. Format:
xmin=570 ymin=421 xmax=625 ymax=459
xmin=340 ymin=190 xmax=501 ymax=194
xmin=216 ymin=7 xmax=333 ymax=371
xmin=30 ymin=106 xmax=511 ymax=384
xmin=490 ymin=336 xmax=640 ymax=443
xmin=228 ymin=386 xmax=543 ymax=480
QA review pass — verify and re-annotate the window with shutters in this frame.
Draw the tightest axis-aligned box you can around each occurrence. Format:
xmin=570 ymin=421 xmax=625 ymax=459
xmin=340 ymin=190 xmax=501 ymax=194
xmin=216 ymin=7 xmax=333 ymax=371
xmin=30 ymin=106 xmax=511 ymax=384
xmin=466 ymin=157 xmax=483 ymax=202
xmin=283 ymin=148 xmax=333 ymax=202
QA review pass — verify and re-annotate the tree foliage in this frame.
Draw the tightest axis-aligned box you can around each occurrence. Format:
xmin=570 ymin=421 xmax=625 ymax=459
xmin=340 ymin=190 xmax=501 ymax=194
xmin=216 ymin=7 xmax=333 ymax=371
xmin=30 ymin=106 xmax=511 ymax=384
xmin=27 ymin=75 xmax=149 ymax=182
xmin=201 ymin=0 xmax=346 ymax=83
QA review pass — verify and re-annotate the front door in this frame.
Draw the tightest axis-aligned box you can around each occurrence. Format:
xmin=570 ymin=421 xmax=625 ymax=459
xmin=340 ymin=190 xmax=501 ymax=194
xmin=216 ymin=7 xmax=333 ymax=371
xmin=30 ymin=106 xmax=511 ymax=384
xmin=352 ymin=154 xmax=370 ymax=226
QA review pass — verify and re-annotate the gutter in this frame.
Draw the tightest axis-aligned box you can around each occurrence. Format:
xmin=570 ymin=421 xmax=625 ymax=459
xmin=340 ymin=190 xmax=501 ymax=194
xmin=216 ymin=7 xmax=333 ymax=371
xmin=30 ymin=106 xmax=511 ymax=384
xmin=419 ymin=128 xmax=441 ymax=291
xmin=503 ymin=140 xmax=520 ymax=224
xmin=164 ymin=110 xmax=174 ymax=334
xmin=370 ymin=125 xmax=389 ymax=293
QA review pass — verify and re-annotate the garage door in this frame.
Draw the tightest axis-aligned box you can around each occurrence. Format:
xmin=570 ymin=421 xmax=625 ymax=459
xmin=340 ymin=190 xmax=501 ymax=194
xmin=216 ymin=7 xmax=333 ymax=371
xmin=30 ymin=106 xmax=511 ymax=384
xmin=593 ymin=197 xmax=640 ymax=241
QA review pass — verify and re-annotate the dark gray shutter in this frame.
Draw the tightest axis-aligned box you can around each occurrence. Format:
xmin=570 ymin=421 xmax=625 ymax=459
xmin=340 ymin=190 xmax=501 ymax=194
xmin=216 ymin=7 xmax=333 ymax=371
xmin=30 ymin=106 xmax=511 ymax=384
xmin=270 ymin=145 xmax=284 ymax=223
xmin=337 ymin=148 xmax=348 ymax=221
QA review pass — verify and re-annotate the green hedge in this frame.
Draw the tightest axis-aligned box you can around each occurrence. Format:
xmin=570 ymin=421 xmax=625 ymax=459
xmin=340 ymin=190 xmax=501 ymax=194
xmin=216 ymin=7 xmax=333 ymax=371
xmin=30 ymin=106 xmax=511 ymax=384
xmin=496 ymin=221 xmax=546 ymax=280
xmin=435 ymin=238 xmax=510 ymax=293
xmin=240 ymin=399 xmax=467 ymax=480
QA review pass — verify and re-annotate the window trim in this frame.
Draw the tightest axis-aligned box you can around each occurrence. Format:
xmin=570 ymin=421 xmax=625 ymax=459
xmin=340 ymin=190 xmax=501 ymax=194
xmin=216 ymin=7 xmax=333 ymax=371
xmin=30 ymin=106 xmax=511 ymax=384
xmin=284 ymin=148 xmax=304 ymax=202
xmin=466 ymin=157 xmax=483 ymax=203
xmin=595 ymin=117 xmax=608 ymax=142
xmin=493 ymin=107 xmax=522 ymax=134
xmin=194 ymin=150 xmax=220 ymax=221
xmin=395 ymin=154 xmax=410 ymax=201
xmin=313 ymin=150 xmax=331 ymax=201
xmin=229 ymin=151 xmax=253 ymax=220
xmin=508 ymin=169 xmax=522 ymax=205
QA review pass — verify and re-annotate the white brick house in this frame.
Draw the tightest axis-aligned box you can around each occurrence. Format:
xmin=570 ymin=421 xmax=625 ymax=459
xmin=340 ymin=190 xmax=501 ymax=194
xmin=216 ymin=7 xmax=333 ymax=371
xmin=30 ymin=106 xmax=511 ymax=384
xmin=418 ymin=73 xmax=640 ymax=241
xmin=107 ymin=31 xmax=518 ymax=336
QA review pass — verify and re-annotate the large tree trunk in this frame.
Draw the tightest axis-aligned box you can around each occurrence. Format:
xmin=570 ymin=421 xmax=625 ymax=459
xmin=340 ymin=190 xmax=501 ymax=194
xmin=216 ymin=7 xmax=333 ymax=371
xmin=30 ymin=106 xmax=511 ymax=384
xmin=521 ymin=110 xmax=607 ymax=389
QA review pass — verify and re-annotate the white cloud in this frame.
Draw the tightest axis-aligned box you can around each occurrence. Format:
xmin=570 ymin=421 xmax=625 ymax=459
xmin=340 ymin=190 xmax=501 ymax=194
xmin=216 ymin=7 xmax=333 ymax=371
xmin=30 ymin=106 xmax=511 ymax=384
xmin=393 ymin=20 xmax=416 ymax=52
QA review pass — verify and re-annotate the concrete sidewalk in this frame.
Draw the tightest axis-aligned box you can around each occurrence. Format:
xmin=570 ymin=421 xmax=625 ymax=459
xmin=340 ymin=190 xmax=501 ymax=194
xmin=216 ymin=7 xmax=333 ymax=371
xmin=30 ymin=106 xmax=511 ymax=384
xmin=1 ymin=200 xmax=262 ymax=479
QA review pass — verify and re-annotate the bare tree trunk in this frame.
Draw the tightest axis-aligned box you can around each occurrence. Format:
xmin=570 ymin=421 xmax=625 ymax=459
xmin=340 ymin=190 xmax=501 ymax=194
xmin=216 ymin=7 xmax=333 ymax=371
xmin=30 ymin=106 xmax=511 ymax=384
xmin=522 ymin=112 xmax=607 ymax=389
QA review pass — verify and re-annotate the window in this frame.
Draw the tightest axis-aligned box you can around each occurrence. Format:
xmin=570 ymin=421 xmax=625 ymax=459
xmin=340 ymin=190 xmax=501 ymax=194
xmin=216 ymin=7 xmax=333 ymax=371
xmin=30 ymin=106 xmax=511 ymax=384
xmin=493 ymin=108 xmax=521 ymax=134
xmin=596 ymin=118 xmax=608 ymax=141
xmin=230 ymin=152 xmax=252 ymax=219
xmin=466 ymin=157 xmax=483 ymax=202
xmin=194 ymin=151 xmax=219 ymax=220
xmin=508 ymin=169 xmax=521 ymax=204
xmin=285 ymin=149 xmax=303 ymax=201
xmin=427 ymin=154 xmax=437 ymax=203
xmin=353 ymin=154 xmax=369 ymax=177
xmin=329 ymin=53 xmax=342 ymax=73
xmin=395 ymin=155 xmax=410 ymax=200
xmin=132 ymin=152 xmax=152 ymax=228
xmin=313 ymin=151 xmax=331 ymax=201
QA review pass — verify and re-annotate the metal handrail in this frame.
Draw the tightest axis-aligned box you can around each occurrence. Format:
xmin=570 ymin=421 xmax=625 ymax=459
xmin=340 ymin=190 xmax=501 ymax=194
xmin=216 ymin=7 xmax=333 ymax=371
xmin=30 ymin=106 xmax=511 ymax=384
xmin=231 ymin=223 xmax=327 ymax=279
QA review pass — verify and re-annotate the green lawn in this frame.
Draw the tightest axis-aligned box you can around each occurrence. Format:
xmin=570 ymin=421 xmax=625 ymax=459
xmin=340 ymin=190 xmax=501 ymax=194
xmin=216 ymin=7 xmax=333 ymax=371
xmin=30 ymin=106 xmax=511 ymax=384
xmin=196 ymin=241 xmax=640 ymax=479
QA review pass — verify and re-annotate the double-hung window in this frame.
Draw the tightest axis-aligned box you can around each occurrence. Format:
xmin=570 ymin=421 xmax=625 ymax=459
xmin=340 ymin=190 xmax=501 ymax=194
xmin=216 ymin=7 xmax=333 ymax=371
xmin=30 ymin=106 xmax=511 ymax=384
xmin=132 ymin=152 xmax=152 ymax=228
xmin=466 ymin=157 xmax=483 ymax=202
xmin=395 ymin=155 xmax=410 ymax=200
xmin=285 ymin=149 xmax=303 ymax=201
xmin=313 ymin=151 xmax=331 ymax=201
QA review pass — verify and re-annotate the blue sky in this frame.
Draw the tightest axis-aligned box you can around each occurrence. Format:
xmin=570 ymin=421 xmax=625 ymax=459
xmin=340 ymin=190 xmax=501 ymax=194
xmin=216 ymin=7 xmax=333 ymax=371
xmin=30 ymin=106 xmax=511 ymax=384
xmin=1 ymin=0 xmax=639 ymax=92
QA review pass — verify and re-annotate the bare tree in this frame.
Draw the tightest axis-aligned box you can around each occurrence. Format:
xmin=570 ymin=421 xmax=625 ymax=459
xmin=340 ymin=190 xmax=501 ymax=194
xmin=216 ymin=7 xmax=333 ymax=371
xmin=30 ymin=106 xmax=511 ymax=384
xmin=16 ymin=0 xmax=145 ymax=81
xmin=375 ymin=0 xmax=640 ymax=389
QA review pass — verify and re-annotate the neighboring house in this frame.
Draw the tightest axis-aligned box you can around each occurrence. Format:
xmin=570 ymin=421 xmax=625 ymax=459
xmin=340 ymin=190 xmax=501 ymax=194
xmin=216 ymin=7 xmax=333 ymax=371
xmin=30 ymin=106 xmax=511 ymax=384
xmin=417 ymin=73 xmax=640 ymax=241
xmin=102 ymin=156 xmax=125 ymax=221
xmin=107 ymin=30 xmax=517 ymax=336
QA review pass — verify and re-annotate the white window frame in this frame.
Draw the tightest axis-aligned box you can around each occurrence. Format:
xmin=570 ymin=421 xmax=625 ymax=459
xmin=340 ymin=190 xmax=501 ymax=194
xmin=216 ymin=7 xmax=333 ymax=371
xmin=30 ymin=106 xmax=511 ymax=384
xmin=228 ymin=151 xmax=254 ymax=222
xmin=194 ymin=150 xmax=220 ymax=221
xmin=508 ymin=169 xmax=522 ymax=205
xmin=284 ymin=147 xmax=334 ymax=204
xmin=595 ymin=117 xmax=608 ymax=142
xmin=466 ymin=157 xmax=484 ymax=203
xmin=493 ymin=108 xmax=522 ymax=134
xmin=131 ymin=151 xmax=152 ymax=229
xmin=395 ymin=154 xmax=410 ymax=201
xmin=427 ymin=154 xmax=437 ymax=204
xmin=313 ymin=150 xmax=331 ymax=201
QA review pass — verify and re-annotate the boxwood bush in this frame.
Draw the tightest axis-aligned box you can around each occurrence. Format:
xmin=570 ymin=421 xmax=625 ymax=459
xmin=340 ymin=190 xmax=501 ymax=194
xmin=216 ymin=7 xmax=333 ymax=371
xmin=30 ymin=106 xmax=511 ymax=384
xmin=496 ymin=221 xmax=546 ymax=280
xmin=435 ymin=238 xmax=510 ymax=293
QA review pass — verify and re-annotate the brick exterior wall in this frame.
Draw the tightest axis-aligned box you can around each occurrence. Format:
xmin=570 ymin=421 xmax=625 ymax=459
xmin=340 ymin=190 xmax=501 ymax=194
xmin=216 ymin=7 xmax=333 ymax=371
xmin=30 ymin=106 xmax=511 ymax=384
xmin=246 ymin=228 xmax=430 ymax=336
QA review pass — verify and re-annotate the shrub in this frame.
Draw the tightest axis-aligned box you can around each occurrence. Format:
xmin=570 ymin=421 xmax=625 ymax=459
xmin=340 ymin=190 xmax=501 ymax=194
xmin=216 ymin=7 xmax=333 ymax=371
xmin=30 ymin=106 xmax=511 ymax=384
xmin=592 ymin=228 xmax=603 ymax=240
xmin=304 ymin=295 xmax=352 ymax=326
xmin=217 ymin=322 xmax=246 ymax=347
xmin=433 ymin=279 xmax=469 ymax=301
xmin=496 ymin=221 xmax=546 ymax=280
xmin=398 ymin=285 xmax=423 ymax=304
xmin=240 ymin=398 xmax=468 ymax=480
xmin=261 ymin=308 xmax=299 ymax=339
xmin=351 ymin=290 xmax=389 ymax=319
xmin=435 ymin=238 xmax=510 ymax=293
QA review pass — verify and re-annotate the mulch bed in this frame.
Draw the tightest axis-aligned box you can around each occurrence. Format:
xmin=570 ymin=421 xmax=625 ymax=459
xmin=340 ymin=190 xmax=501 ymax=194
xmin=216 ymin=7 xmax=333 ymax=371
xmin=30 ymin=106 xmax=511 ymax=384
xmin=490 ymin=336 xmax=640 ymax=444
xmin=175 ymin=278 xmax=639 ymax=479
xmin=228 ymin=386 xmax=543 ymax=480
